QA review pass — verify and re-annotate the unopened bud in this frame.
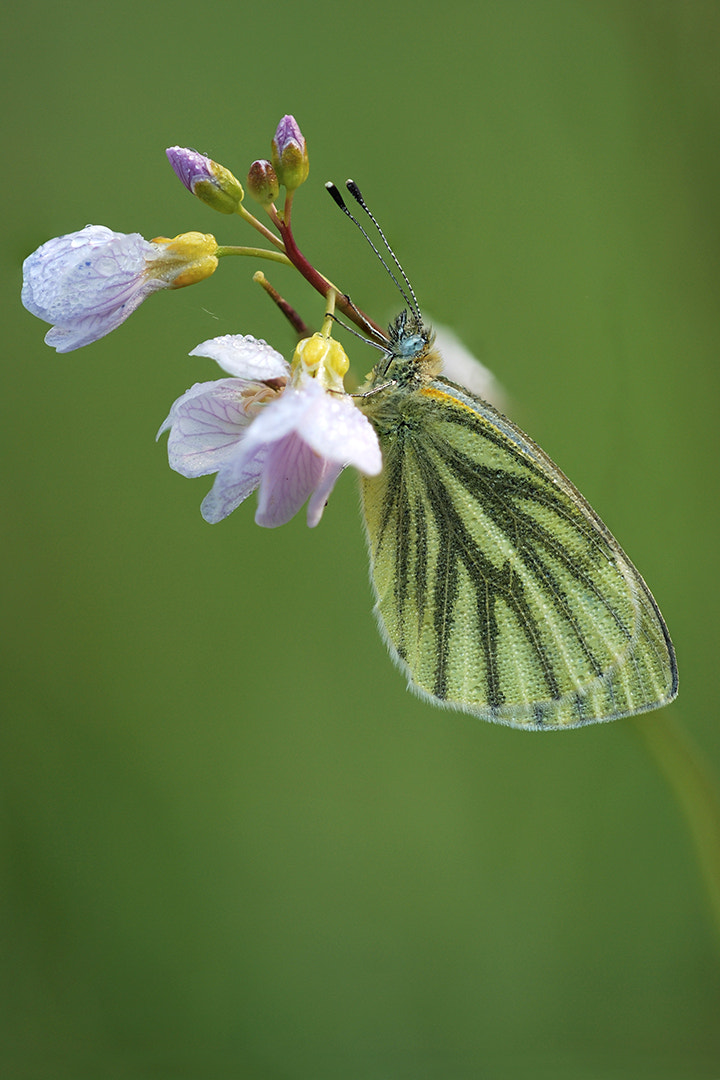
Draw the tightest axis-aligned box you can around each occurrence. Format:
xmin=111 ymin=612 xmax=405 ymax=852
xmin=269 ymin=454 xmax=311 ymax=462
xmin=271 ymin=115 xmax=309 ymax=192
xmin=247 ymin=159 xmax=280 ymax=206
xmin=166 ymin=147 xmax=244 ymax=214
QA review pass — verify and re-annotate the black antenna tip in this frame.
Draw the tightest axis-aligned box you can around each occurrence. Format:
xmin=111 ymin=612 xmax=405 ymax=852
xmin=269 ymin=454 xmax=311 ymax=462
xmin=325 ymin=181 xmax=347 ymax=209
xmin=345 ymin=179 xmax=364 ymax=204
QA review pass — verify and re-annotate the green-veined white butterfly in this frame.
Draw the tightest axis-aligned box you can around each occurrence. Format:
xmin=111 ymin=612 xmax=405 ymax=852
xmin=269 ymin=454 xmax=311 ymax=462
xmin=354 ymin=308 xmax=677 ymax=729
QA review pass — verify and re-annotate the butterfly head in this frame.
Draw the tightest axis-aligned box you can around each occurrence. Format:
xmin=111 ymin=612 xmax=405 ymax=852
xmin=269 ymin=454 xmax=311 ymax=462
xmin=375 ymin=309 xmax=442 ymax=386
xmin=387 ymin=309 xmax=430 ymax=359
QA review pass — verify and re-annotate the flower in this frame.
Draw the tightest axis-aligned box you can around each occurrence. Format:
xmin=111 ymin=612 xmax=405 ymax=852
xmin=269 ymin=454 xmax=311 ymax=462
xmin=158 ymin=334 xmax=382 ymax=527
xmin=22 ymin=225 xmax=219 ymax=352
xmin=166 ymin=147 xmax=245 ymax=214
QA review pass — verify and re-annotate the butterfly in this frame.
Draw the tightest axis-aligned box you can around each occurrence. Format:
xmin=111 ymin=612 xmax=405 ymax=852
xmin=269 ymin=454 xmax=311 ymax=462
xmin=355 ymin=308 xmax=678 ymax=729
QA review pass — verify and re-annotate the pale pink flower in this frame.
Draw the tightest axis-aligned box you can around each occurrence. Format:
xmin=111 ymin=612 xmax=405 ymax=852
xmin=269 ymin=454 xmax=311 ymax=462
xmin=158 ymin=334 xmax=381 ymax=528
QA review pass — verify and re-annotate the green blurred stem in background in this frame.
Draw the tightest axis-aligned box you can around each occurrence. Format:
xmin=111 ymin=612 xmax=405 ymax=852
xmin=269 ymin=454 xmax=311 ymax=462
xmin=635 ymin=714 xmax=720 ymax=948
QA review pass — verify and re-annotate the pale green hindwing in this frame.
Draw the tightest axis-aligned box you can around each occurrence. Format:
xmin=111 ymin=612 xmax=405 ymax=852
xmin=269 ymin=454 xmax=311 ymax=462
xmin=358 ymin=375 xmax=678 ymax=729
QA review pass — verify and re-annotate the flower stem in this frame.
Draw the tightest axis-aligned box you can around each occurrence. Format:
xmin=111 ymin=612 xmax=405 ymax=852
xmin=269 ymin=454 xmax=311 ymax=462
xmin=283 ymin=189 xmax=295 ymax=228
xmin=633 ymin=712 xmax=720 ymax=948
xmin=321 ymin=289 xmax=337 ymax=337
xmin=253 ymin=271 xmax=314 ymax=338
xmin=216 ymin=246 xmax=292 ymax=266
xmin=236 ymin=203 xmax=286 ymax=250
xmin=276 ymin=219 xmax=386 ymax=340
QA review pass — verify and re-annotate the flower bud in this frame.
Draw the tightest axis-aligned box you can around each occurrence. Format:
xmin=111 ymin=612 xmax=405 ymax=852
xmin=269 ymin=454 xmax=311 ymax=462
xmin=166 ymin=147 xmax=244 ymax=214
xmin=247 ymin=159 xmax=280 ymax=206
xmin=271 ymin=115 xmax=309 ymax=192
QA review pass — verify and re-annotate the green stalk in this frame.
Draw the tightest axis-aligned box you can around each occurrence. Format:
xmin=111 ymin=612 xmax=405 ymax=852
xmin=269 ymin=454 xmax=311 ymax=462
xmin=634 ymin=712 xmax=720 ymax=947
xmin=215 ymin=246 xmax=292 ymax=265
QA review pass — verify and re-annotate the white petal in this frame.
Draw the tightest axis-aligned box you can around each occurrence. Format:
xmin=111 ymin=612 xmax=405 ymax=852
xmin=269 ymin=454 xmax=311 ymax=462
xmin=189 ymin=334 xmax=289 ymax=381
xmin=200 ymin=445 xmax=266 ymax=523
xmin=237 ymin=378 xmax=324 ymax=454
xmin=297 ymin=390 xmax=382 ymax=475
xmin=40 ymin=295 xmax=154 ymax=352
xmin=157 ymin=378 xmax=255 ymax=477
xmin=241 ymin=377 xmax=381 ymax=476
xmin=22 ymin=226 xmax=155 ymax=321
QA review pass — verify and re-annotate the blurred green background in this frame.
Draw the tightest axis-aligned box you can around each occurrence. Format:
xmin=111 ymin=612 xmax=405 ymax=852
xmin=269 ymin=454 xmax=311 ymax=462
xmin=3 ymin=1 xmax=720 ymax=1077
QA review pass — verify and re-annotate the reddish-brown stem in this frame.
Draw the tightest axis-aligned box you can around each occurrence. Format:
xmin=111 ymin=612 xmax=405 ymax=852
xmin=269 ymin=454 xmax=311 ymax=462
xmin=277 ymin=220 xmax=386 ymax=341
xmin=253 ymin=272 xmax=314 ymax=338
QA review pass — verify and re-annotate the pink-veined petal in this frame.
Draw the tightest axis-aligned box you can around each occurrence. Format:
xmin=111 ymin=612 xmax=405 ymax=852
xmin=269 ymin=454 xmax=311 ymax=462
xmin=255 ymin=434 xmax=325 ymax=528
xmin=41 ymin=296 xmax=156 ymax=352
xmin=159 ymin=346 xmax=380 ymax=528
xmin=157 ymin=378 xmax=258 ymax=477
xmin=200 ymin=444 xmax=267 ymax=523
xmin=238 ymin=378 xmax=323 ymax=455
xmin=241 ymin=377 xmax=380 ymax=474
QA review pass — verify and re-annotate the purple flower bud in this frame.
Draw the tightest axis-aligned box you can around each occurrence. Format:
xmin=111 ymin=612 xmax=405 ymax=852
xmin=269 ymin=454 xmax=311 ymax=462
xmin=166 ymin=146 xmax=244 ymax=214
xmin=271 ymin=115 xmax=309 ymax=191
xmin=166 ymin=146 xmax=213 ymax=192
xmin=273 ymin=116 xmax=305 ymax=158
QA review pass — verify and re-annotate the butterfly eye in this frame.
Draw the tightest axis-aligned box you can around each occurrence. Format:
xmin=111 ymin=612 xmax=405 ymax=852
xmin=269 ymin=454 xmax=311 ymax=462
xmin=398 ymin=334 xmax=425 ymax=358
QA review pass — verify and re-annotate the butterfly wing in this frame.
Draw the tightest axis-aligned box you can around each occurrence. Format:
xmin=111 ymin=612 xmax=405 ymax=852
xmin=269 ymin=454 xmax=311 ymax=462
xmin=359 ymin=378 xmax=677 ymax=728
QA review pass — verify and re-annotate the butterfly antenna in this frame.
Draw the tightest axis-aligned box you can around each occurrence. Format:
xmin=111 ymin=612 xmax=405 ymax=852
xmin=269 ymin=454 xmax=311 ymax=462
xmin=327 ymin=312 xmax=389 ymax=353
xmin=325 ymin=181 xmax=419 ymax=318
xmin=345 ymin=179 xmax=422 ymax=321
